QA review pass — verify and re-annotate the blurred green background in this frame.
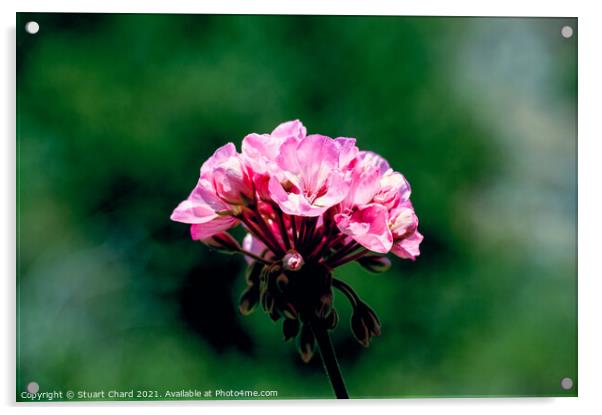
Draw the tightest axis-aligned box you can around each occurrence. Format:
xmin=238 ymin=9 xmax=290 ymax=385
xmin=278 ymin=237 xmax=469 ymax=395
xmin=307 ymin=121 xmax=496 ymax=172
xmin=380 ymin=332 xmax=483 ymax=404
xmin=16 ymin=14 xmax=577 ymax=399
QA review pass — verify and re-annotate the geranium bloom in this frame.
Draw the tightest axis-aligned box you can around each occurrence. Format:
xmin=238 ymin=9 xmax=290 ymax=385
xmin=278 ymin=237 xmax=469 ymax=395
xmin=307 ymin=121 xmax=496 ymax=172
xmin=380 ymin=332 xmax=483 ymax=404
xmin=171 ymin=120 xmax=423 ymax=371
xmin=268 ymin=135 xmax=352 ymax=216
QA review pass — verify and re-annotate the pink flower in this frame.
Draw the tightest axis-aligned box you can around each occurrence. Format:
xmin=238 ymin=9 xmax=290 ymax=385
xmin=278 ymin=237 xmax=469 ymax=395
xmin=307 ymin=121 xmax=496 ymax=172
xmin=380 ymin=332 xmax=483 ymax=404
xmin=172 ymin=119 xmax=422 ymax=264
xmin=391 ymin=230 xmax=424 ymax=260
xmin=335 ymin=137 xmax=359 ymax=170
xmin=268 ymin=135 xmax=352 ymax=217
xmin=172 ymin=120 xmax=425 ymax=365
xmin=170 ymin=181 xmax=240 ymax=240
xmin=201 ymin=143 xmax=254 ymax=205
xmin=170 ymin=142 xmax=251 ymax=239
xmin=334 ymin=151 xmax=395 ymax=253
xmin=388 ymin=201 xmax=422 ymax=260
xmin=340 ymin=152 xmax=384 ymax=209
xmin=270 ymin=119 xmax=307 ymax=140
xmin=335 ymin=204 xmax=393 ymax=253
xmin=242 ymin=120 xmax=307 ymax=200
xmin=373 ymin=170 xmax=411 ymax=210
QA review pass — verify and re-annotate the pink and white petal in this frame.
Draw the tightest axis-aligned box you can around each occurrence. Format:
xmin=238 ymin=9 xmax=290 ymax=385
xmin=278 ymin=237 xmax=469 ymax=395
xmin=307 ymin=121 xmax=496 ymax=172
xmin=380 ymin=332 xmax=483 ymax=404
xmin=170 ymin=198 xmax=218 ymax=224
xmin=194 ymin=180 xmax=231 ymax=212
xmin=357 ymin=151 xmax=390 ymax=175
xmin=375 ymin=171 xmax=411 ymax=208
xmin=268 ymin=176 xmax=324 ymax=216
xmin=276 ymin=137 xmax=303 ymax=180
xmin=389 ymin=202 xmax=418 ymax=239
xmin=347 ymin=166 xmax=381 ymax=207
xmin=271 ymin=119 xmax=307 ymax=140
xmin=242 ymin=133 xmax=283 ymax=174
xmin=200 ymin=142 xmax=237 ymax=177
xmin=296 ymin=135 xmax=340 ymax=190
xmin=314 ymin=172 xmax=351 ymax=210
xmin=190 ymin=216 xmax=239 ymax=240
xmin=335 ymin=204 xmax=393 ymax=254
xmin=335 ymin=137 xmax=359 ymax=169
xmin=390 ymin=231 xmax=424 ymax=260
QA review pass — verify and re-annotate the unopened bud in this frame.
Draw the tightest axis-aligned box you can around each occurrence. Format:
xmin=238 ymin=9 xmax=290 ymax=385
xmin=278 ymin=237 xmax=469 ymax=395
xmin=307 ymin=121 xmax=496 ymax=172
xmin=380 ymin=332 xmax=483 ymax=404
xmin=275 ymin=273 xmax=289 ymax=292
xmin=297 ymin=323 xmax=315 ymax=363
xmin=324 ymin=309 xmax=338 ymax=330
xmin=281 ymin=302 xmax=298 ymax=320
xmin=261 ymin=289 xmax=275 ymax=314
xmin=245 ymin=261 xmax=265 ymax=286
xmin=202 ymin=232 xmax=241 ymax=253
xmin=315 ymin=293 xmax=332 ymax=319
xmin=358 ymin=255 xmax=391 ymax=273
xmin=363 ymin=303 xmax=382 ymax=337
xmin=282 ymin=318 xmax=300 ymax=341
xmin=283 ymin=251 xmax=304 ymax=271
xmin=239 ymin=285 xmax=260 ymax=316
xmin=351 ymin=312 xmax=370 ymax=348
xmin=350 ymin=302 xmax=382 ymax=347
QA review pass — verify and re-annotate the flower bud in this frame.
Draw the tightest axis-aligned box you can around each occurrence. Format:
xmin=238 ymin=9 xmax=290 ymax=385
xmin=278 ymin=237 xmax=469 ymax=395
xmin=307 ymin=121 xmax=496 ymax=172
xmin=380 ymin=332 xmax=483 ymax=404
xmin=239 ymin=284 xmax=259 ymax=316
xmin=314 ymin=293 xmax=333 ymax=319
xmin=281 ymin=302 xmax=298 ymax=320
xmin=358 ymin=255 xmax=391 ymax=273
xmin=283 ymin=251 xmax=304 ymax=271
xmin=201 ymin=232 xmax=241 ymax=254
xmin=261 ymin=289 xmax=275 ymax=315
xmin=282 ymin=318 xmax=300 ymax=341
xmin=245 ymin=261 xmax=265 ymax=286
xmin=297 ymin=323 xmax=315 ymax=363
xmin=351 ymin=312 xmax=370 ymax=347
xmin=351 ymin=302 xmax=382 ymax=347
xmin=324 ymin=309 xmax=338 ymax=330
xmin=363 ymin=303 xmax=382 ymax=337
xmin=275 ymin=273 xmax=289 ymax=292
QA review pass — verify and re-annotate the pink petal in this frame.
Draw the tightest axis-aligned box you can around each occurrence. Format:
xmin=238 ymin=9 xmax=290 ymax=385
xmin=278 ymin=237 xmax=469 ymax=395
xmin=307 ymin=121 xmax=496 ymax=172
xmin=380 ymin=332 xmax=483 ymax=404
xmin=345 ymin=164 xmax=381 ymax=207
xmin=271 ymin=119 xmax=307 ymax=140
xmin=389 ymin=202 xmax=418 ymax=239
xmin=170 ymin=182 xmax=227 ymax=224
xmin=200 ymin=143 xmax=237 ymax=178
xmin=242 ymin=233 xmax=268 ymax=264
xmin=274 ymin=137 xmax=304 ymax=188
xmin=170 ymin=199 xmax=217 ymax=224
xmin=374 ymin=171 xmax=411 ymax=209
xmin=313 ymin=172 xmax=351 ymax=210
xmin=190 ymin=216 xmax=239 ymax=240
xmin=211 ymin=163 xmax=253 ymax=204
xmin=295 ymin=135 xmax=340 ymax=191
xmin=391 ymin=230 xmax=423 ymax=260
xmin=241 ymin=133 xmax=283 ymax=175
xmin=335 ymin=137 xmax=359 ymax=169
xmin=268 ymin=176 xmax=325 ymax=216
xmin=357 ymin=151 xmax=390 ymax=175
xmin=335 ymin=204 xmax=393 ymax=254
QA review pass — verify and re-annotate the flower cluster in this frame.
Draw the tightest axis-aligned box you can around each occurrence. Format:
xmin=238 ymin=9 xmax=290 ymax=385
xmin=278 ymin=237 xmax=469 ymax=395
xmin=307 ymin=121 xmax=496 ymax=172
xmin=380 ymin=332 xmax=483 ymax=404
xmin=171 ymin=120 xmax=423 ymax=360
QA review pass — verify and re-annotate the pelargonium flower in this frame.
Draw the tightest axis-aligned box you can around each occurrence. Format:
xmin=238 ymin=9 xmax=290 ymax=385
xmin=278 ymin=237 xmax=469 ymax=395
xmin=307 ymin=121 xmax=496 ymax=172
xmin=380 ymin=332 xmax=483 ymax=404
xmin=171 ymin=120 xmax=423 ymax=399
xmin=268 ymin=134 xmax=352 ymax=216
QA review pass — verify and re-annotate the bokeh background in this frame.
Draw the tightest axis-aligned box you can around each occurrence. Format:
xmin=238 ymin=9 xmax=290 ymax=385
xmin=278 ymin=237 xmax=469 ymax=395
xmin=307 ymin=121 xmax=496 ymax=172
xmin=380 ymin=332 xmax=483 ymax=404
xmin=16 ymin=14 xmax=577 ymax=399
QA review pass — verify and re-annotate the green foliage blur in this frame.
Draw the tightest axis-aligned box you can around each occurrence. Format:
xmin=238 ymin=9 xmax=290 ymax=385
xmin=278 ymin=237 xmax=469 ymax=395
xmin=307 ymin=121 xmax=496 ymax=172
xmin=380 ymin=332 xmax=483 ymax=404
xmin=16 ymin=13 xmax=577 ymax=399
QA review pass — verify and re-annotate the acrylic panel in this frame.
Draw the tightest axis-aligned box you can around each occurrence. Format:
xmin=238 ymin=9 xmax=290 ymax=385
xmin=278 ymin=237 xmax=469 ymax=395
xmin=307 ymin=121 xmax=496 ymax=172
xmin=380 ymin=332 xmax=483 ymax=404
xmin=16 ymin=13 xmax=577 ymax=401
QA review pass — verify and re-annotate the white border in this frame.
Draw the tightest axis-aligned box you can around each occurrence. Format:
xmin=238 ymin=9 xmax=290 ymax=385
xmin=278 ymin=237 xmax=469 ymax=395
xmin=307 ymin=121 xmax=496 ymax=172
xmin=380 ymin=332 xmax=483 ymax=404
xmin=3 ymin=1 xmax=601 ymax=415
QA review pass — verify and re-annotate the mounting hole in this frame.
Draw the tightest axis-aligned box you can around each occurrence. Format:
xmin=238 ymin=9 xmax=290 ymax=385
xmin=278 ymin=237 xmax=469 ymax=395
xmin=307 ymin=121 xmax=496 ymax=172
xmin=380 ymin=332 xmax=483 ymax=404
xmin=25 ymin=21 xmax=39 ymax=34
xmin=560 ymin=377 xmax=574 ymax=390
xmin=561 ymin=25 xmax=573 ymax=39
xmin=27 ymin=381 xmax=39 ymax=394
